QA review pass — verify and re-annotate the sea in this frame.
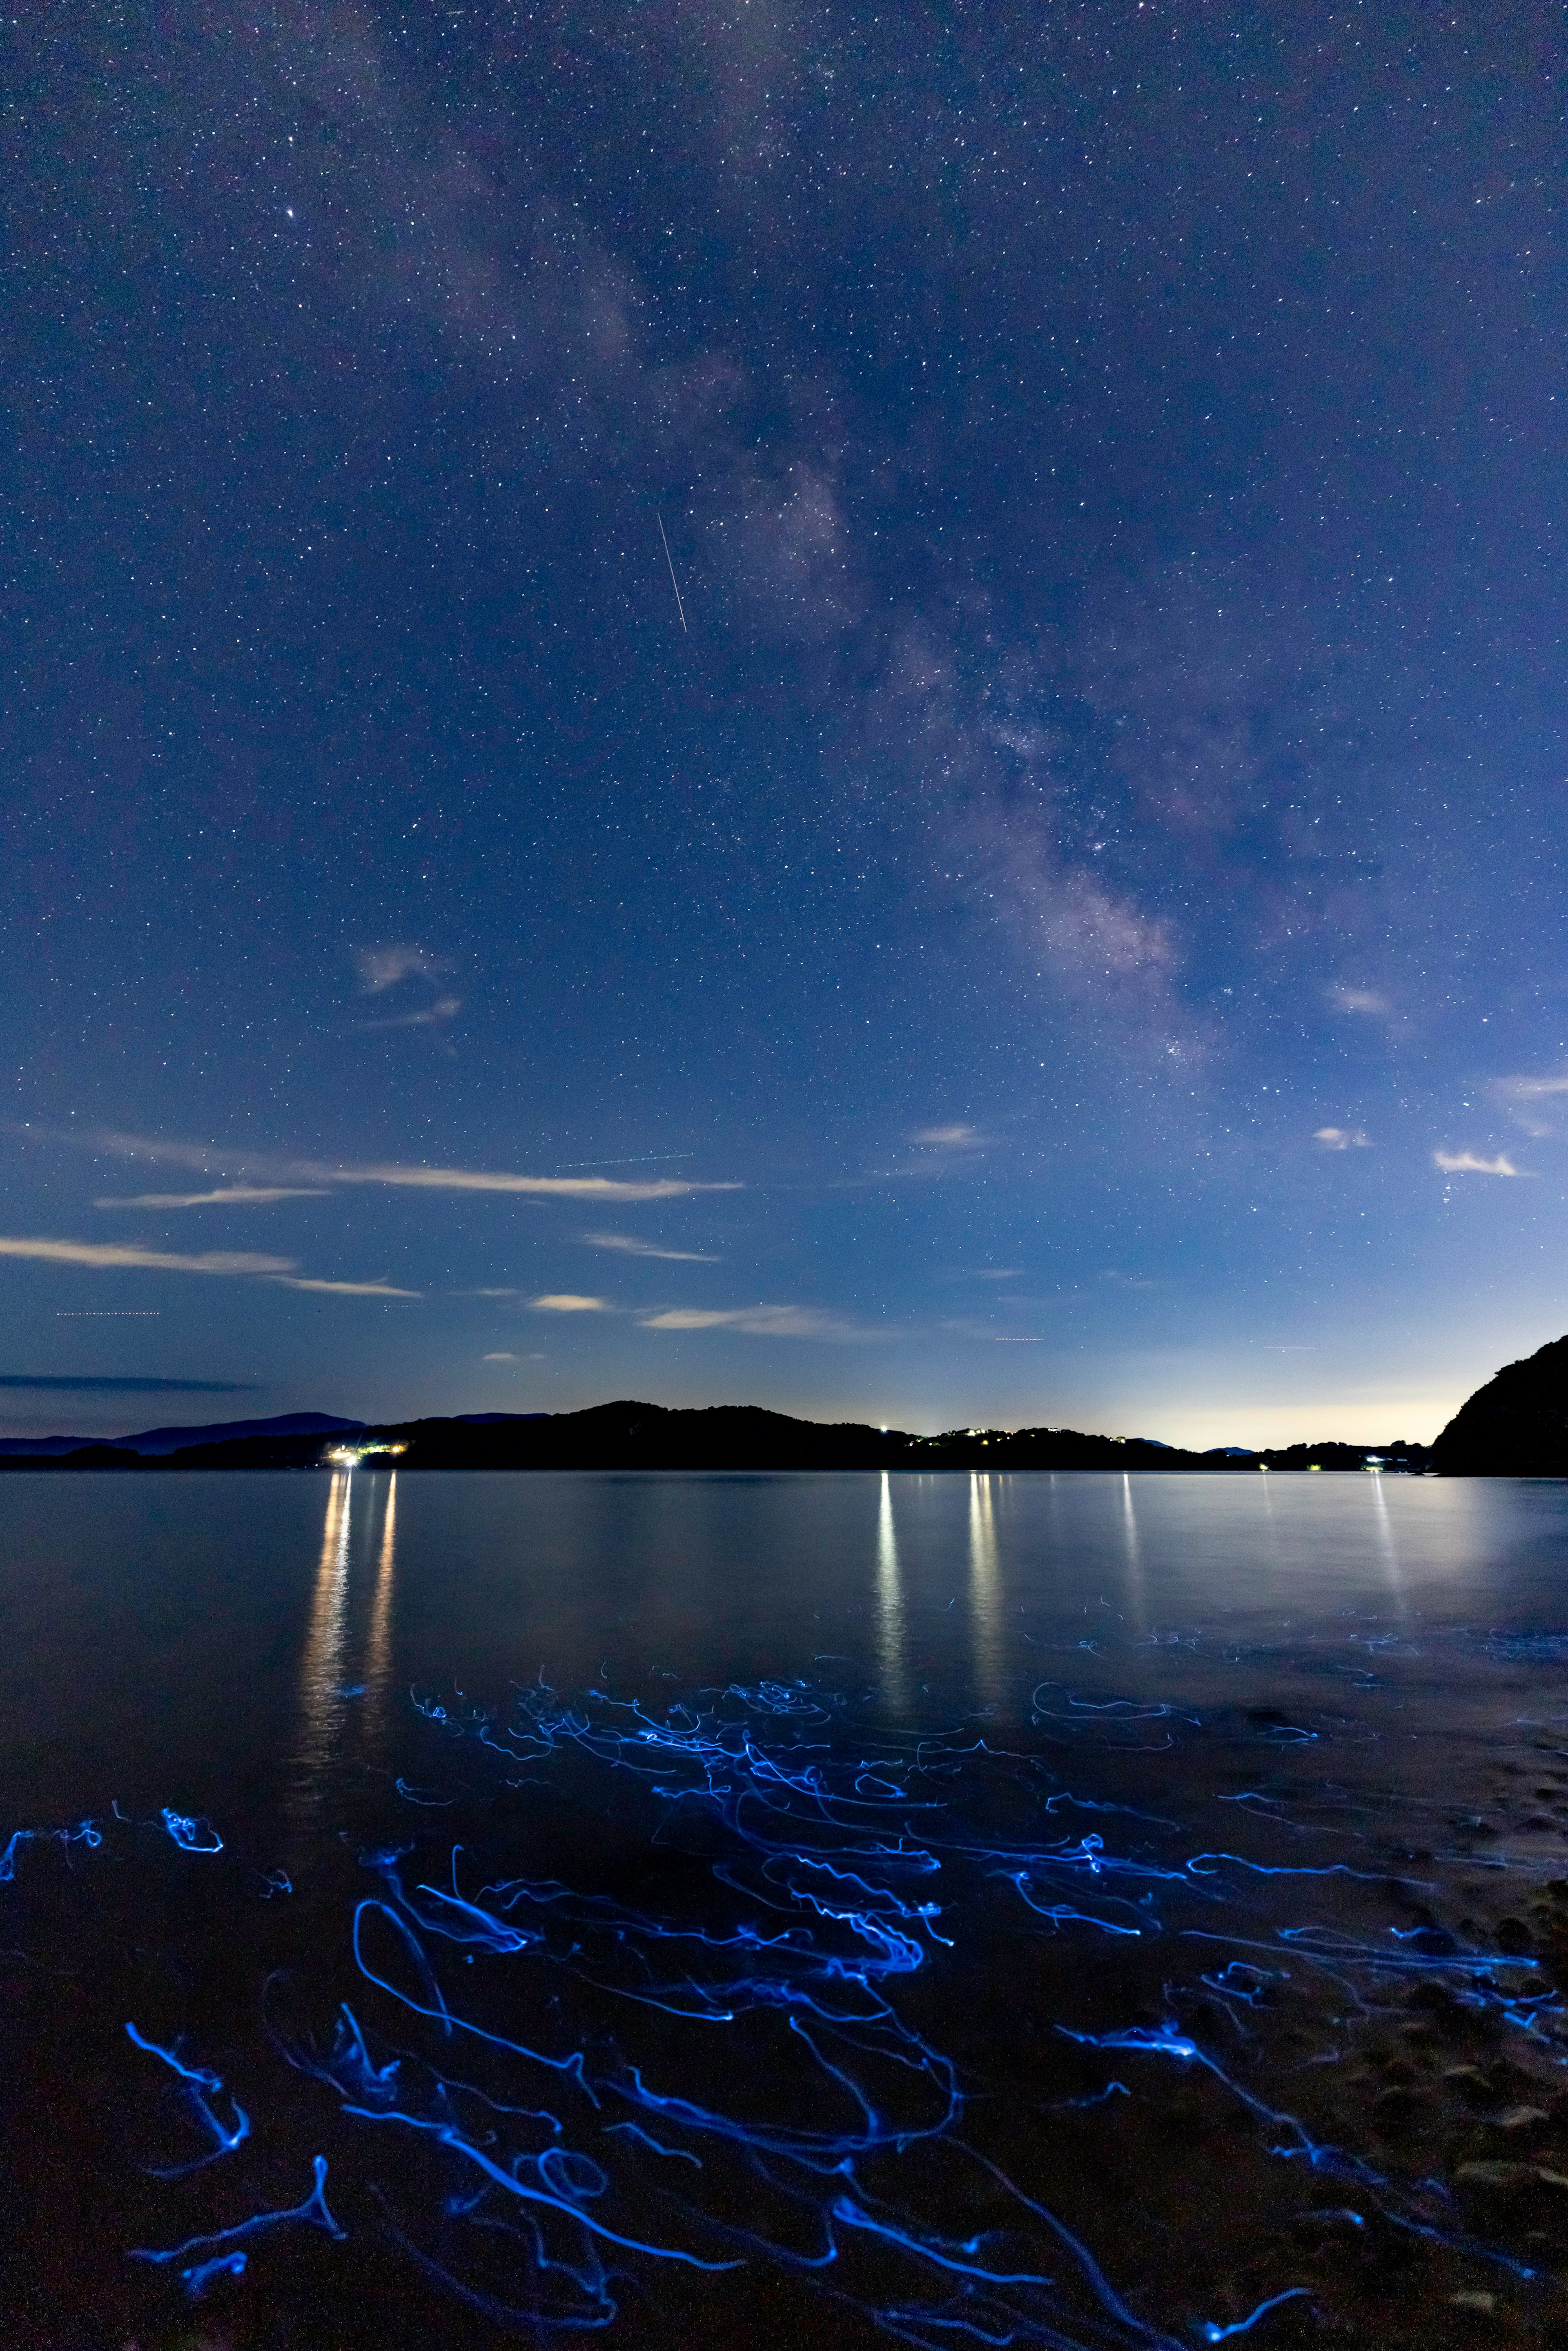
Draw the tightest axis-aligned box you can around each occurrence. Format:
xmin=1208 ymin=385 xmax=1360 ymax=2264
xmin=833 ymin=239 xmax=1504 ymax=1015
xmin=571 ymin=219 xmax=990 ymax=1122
xmin=1 ymin=1468 xmax=1565 ymax=2350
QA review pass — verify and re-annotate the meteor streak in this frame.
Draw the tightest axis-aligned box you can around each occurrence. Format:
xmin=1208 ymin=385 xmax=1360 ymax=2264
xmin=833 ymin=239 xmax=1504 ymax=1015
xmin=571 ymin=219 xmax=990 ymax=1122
xmin=657 ymin=514 xmax=688 ymax=633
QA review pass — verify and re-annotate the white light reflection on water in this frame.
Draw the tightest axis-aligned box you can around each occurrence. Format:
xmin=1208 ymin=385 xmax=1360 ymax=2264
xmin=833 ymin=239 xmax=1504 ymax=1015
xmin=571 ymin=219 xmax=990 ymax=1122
xmin=291 ymin=1470 xmax=352 ymax=1829
xmin=1369 ymin=1471 xmax=1408 ymax=1620
xmin=968 ymin=1473 xmax=1004 ymax=1713
xmin=1119 ymin=1472 xmax=1145 ymax=1636
xmin=875 ymin=1471 xmax=909 ymax=1721
xmin=365 ymin=1473 xmax=397 ymax=1754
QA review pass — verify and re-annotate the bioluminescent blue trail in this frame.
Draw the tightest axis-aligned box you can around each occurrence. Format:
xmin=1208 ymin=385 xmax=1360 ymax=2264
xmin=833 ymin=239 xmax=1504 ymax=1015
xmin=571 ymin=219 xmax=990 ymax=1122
xmin=131 ymin=2152 xmax=343 ymax=2283
xmin=2 ymin=1663 xmax=1561 ymax=2344
xmin=0 ymin=1816 xmax=99 ymax=1877
xmin=126 ymin=2021 xmax=250 ymax=2171
xmin=160 ymin=1807 xmax=225 ymax=1852
xmin=1199 ymin=2287 xmax=1310 ymax=2343
xmin=180 ymin=2249 xmax=247 ymax=2298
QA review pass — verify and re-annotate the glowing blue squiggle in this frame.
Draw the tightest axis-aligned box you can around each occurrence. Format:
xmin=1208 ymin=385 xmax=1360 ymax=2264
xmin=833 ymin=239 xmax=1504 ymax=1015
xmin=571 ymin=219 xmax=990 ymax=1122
xmin=130 ymin=2153 xmax=344 ymax=2267
xmin=125 ymin=2022 xmax=250 ymax=2171
xmin=1199 ymin=2285 xmax=1310 ymax=2340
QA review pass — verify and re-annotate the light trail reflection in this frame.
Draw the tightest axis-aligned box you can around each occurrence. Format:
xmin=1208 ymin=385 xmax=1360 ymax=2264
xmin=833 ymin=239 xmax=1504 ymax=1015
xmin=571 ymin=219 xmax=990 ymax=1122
xmin=1120 ymin=1473 xmax=1145 ymax=1636
xmin=290 ymin=1471 xmax=352 ymax=1832
xmin=364 ymin=1474 xmax=398 ymax=1758
xmin=875 ymin=1472 xmax=909 ymax=1722
xmin=968 ymin=1473 xmax=1004 ymax=1712
xmin=1369 ymin=1472 xmax=1408 ymax=1619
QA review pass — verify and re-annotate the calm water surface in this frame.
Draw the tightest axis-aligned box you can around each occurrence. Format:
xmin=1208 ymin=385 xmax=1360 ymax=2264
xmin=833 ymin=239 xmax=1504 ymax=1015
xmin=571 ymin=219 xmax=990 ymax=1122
xmin=2 ymin=1471 xmax=1566 ymax=2351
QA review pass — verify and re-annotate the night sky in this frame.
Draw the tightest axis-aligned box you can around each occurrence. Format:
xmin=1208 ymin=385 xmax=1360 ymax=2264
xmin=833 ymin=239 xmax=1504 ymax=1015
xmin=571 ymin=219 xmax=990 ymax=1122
xmin=4 ymin=3 xmax=1564 ymax=1446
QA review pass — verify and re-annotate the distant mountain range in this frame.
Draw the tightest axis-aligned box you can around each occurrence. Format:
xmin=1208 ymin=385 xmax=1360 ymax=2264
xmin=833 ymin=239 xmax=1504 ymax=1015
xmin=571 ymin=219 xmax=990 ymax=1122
xmin=0 ymin=1411 xmax=365 ymax=1458
xmin=0 ymin=1403 xmax=1435 ymax=1473
xmin=0 ymin=1408 xmax=564 ymax=1457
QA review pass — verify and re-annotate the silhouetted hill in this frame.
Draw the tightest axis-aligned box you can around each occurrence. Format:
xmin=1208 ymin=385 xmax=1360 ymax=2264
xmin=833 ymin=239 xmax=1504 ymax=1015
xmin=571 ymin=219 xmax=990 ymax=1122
xmin=1433 ymin=1335 xmax=1568 ymax=1475
xmin=0 ymin=1411 xmax=363 ymax=1458
xmin=0 ymin=1400 xmax=1432 ymax=1473
xmin=365 ymin=1403 xmax=916 ymax=1471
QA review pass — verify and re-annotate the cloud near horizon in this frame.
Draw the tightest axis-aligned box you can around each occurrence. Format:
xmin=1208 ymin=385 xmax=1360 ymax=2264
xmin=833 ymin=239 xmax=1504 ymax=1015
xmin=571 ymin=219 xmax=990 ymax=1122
xmin=1433 ymin=1150 xmax=1522 ymax=1176
xmin=582 ymin=1232 xmax=717 ymax=1261
xmin=327 ymin=1163 xmax=731 ymax=1201
xmin=74 ymin=1130 xmax=738 ymax=1203
xmin=0 ymin=1233 xmax=416 ymax=1294
xmin=639 ymin=1303 xmax=872 ymax=1339
xmin=94 ymin=1187 xmax=331 ymax=1208
xmin=274 ymin=1276 xmax=420 ymax=1297
xmin=0 ymin=1237 xmax=297 ymax=1276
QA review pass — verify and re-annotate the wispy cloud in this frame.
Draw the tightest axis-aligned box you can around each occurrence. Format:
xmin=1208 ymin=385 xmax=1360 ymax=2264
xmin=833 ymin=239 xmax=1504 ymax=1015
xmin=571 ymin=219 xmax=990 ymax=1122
xmin=350 ymin=949 xmax=461 ymax=1038
xmin=1314 ymin=1127 xmax=1370 ymax=1151
xmin=1329 ymin=986 xmax=1390 ymax=1015
xmin=835 ymin=1126 xmax=1003 ymax=1191
xmin=356 ymin=946 xmax=444 ymax=994
xmin=1494 ymin=1071 xmax=1568 ymax=1137
xmin=639 ymin=1303 xmax=871 ymax=1339
xmin=357 ymin=995 xmax=462 ymax=1033
xmin=94 ymin=1187 xmax=330 ymax=1208
xmin=0 ymin=1231 xmax=418 ymax=1295
xmin=482 ymin=1351 xmax=518 ymax=1361
xmin=912 ymin=1124 xmax=988 ymax=1150
xmin=530 ymin=1293 xmax=610 ymax=1312
xmin=274 ymin=1276 xmax=421 ymax=1297
xmin=976 ymin=1268 xmax=1023 ymax=1281
xmin=334 ymin=1163 xmax=731 ymax=1201
xmin=1434 ymin=1150 xmax=1522 ymax=1176
xmin=582 ymin=1232 xmax=718 ymax=1261
xmin=0 ymin=1237 xmax=296 ymax=1276
xmin=70 ymin=1130 xmax=740 ymax=1204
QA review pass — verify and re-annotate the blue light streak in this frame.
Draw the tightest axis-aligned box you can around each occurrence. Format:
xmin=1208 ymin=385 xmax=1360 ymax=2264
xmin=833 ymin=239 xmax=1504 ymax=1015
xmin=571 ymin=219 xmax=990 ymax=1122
xmin=1198 ymin=2286 xmax=1310 ymax=2340
xmin=160 ymin=1807 xmax=224 ymax=1852
xmin=181 ymin=2248 xmax=247 ymax=2297
xmin=125 ymin=2021 xmax=250 ymax=2170
xmin=130 ymin=2152 xmax=344 ymax=2270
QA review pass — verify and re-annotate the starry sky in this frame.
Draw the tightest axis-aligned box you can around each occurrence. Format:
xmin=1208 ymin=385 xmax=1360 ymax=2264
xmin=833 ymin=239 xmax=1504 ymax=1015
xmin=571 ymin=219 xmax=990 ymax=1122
xmin=3 ymin=2 xmax=1564 ymax=1447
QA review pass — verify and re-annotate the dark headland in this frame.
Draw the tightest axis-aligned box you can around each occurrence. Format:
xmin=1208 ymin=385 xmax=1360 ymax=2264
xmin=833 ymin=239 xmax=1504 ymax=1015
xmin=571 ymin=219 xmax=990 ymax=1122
xmin=0 ymin=1400 xmax=1434 ymax=1473
xmin=1428 ymin=1331 xmax=1568 ymax=1476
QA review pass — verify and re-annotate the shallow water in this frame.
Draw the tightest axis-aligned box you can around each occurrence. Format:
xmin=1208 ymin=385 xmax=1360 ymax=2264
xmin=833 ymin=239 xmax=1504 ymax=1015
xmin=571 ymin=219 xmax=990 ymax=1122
xmin=2 ymin=1469 xmax=1566 ymax=2350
